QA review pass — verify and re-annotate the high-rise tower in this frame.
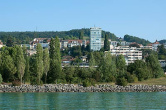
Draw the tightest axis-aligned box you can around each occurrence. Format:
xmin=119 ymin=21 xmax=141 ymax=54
xmin=90 ymin=27 xmax=102 ymax=51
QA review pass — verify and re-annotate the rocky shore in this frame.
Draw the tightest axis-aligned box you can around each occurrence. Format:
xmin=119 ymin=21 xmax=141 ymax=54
xmin=0 ymin=84 xmax=166 ymax=92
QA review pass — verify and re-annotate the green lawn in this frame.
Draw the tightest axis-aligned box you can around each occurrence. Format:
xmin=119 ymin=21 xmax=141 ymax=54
xmin=129 ymin=76 xmax=166 ymax=85
xmin=97 ymin=76 xmax=166 ymax=86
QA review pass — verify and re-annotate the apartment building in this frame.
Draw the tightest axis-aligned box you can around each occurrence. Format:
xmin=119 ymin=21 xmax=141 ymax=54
xmin=109 ymin=46 xmax=142 ymax=65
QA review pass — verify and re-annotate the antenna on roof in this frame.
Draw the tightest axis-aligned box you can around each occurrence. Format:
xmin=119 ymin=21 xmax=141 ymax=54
xmin=94 ymin=24 xmax=96 ymax=27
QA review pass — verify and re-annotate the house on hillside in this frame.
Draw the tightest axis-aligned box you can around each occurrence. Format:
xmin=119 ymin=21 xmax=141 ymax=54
xmin=148 ymin=40 xmax=161 ymax=51
xmin=60 ymin=39 xmax=88 ymax=49
xmin=61 ymin=56 xmax=75 ymax=66
xmin=30 ymin=38 xmax=51 ymax=49
xmin=0 ymin=40 xmax=5 ymax=48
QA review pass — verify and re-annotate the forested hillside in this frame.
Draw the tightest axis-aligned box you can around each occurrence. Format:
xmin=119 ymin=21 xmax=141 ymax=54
xmin=0 ymin=28 xmax=118 ymax=44
xmin=124 ymin=34 xmax=151 ymax=46
xmin=159 ymin=39 xmax=166 ymax=44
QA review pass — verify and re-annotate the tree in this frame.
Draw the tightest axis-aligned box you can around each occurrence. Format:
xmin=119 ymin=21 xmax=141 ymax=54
xmin=16 ymin=46 xmax=26 ymax=85
xmin=43 ymin=48 xmax=50 ymax=83
xmin=48 ymin=37 xmax=62 ymax=83
xmin=129 ymin=43 xmax=140 ymax=48
xmin=127 ymin=60 xmax=150 ymax=81
xmin=22 ymin=45 xmax=30 ymax=82
xmin=79 ymin=30 xmax=84 ymax=40
xmin=24 ymin=56 xmax=30 ymax=82
xmin=89 ymin=52 xmax=95 ymax=67
xmin=6 ymin=36 xmax=14 ymax=47
xmin=1 ymin=55 xmax=16 ymax=82
xmin=104 ymin=34 xmax=110 ymax=51
xmin=70 ymin=46 xmax=82 ymax=57
xmin=97 ymin=53 xmax=116 ymax=82
xmin=158 ymin=44 xmax=166 ymax=60
xmin=146 ymin=54 xmax=164 ymax=78
xmin=36 ymin=43 xmax=43 ymax=84
xmin=116 ymin=55 xmax=126 ymax=77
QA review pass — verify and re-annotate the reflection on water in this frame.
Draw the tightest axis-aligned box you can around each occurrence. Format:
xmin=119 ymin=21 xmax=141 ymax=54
xmin=0 ymin=92 xmax=166 ymax=109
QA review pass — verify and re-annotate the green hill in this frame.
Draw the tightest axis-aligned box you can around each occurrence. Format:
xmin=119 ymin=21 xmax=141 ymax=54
xmin=0 ymin=28 xmax=118 ymax=44
xmin=124 ymin=34 xmax=151 ymax=46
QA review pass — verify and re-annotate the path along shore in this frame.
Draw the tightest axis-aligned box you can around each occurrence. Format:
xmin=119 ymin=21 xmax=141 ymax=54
xmin=0 ymin=84 xmax=166 ymax=92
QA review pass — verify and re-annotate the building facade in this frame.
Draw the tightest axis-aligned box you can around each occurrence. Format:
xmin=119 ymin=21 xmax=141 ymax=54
xmin=108 ymin=46 xmax=142 ymax=65
xmin=90 ymin=27 xmax=102 ymax=51
xmin=148 ymin=40 xmax=161 ymax=51
xmin=60 ymin=39 xmax=87 ymax=49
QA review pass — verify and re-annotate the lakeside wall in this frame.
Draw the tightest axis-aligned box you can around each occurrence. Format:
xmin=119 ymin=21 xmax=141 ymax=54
xmin=0 ymin=84 xmax=166 ymax=92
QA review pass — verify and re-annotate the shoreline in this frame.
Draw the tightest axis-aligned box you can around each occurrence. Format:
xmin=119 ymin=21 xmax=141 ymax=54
xmin=0 ymin=84 xmax=166 ymax=92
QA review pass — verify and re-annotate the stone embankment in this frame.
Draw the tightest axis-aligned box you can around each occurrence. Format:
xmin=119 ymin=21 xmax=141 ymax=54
xmin=0 ymin=84 xmax=166 ymax=92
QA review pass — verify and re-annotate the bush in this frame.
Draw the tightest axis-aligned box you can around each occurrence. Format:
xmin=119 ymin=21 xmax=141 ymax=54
xmin=108 ymin=75 xmax=116 ymax=82
xmin=82 ymin=78 xmax=95 ymax=87
xmin=125 ymin=73 xmax=138 ymax=83
xmin=83 ymin=81 xmax=90 ymax=87
xmin=0 ymin=74 xmax=3 ymax=84
xmin=12 ymin=80 xmax=21 ymax=86
xmin=116 ymin=77 xmax=128 ymax=86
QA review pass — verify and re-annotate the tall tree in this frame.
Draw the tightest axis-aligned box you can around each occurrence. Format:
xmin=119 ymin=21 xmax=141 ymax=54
xmin=24 ymin=56 xmax=30 ymax=82
xmin=89 ymin=52 xmax=95 ymax=67
xmin=146 ymin=54 xmax=164 ymax=78
xmin=43 ymin=48 xmax=50 ymax=83
xmin=104 ymin=34 xmax=110 ymax=51
xmin=97 ymin=53 xmax=116 ymax=82
xmin=1 ymin=55 xmax=16 ymax=82
xmin=36 ymin=43 xmax=43 ymax=84
xmin=116 ymin=55 xmax=126 ymax=77
xmin=48 ymin=37 xmax=62 ymax=83
xmin=16 ymin=46 xmax=26 ymax=85
xmin=22 ymin=45 xmax=30 ymax=82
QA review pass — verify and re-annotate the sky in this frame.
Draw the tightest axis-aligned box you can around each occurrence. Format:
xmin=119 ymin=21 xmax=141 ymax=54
xmin=0 ymin=0 xmax=166 ymax=42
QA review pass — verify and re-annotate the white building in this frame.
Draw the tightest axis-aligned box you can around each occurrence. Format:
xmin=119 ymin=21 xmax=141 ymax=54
xmin=110 ymin=41 xmax=132 ymax=48
xmin=159 ymin=60 xmax=166 ymax=68
xmin=60 ymin=40 xmax=87 ymax=48
xmin=0 ymin=40 xmax=5 ymax=48
xmin=164 ymin=43 xmax=166 ymax=49
xmin=109 ymin=46 xmax=142 ymax=65
xmin=141 ymin=45 xmax=152 ymax=50
xmin=90 ymin=27 xmax=102 ymax=51
xmin=148 ymin=40 xmax=161 ymax=51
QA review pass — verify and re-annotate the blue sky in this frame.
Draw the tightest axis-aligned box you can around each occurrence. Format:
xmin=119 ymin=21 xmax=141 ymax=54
xmin=0 ymin=0 xmax=166 ymax=42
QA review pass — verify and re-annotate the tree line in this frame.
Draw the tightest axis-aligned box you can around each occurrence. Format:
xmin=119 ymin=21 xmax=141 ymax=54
xmin=0 ymin=36 xmax=164 ymax=86
xmin=124 ymin=34 xmax=151 ymax=46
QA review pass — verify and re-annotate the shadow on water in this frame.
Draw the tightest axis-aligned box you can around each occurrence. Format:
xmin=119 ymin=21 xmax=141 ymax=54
xmin=0 ymin=92 xmax=166 ymax=109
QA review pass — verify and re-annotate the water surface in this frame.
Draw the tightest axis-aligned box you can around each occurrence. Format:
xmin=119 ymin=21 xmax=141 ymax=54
xmin=0 ymin=92 xmax=165 ymax=109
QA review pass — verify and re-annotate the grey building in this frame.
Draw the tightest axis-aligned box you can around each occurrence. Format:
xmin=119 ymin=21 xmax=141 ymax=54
xmin=90 ymin=27 xmax=102 ymax=51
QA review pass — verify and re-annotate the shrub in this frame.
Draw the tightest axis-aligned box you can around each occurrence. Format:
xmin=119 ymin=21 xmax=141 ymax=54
xmin=116 ymin=77 xmax=128 ymax=86
xmin=83 ymin=81 xmax=90 ymax=87
xmin=12 ymin=80 xmax=21 ymax=86
xmin=126 ymin=73 xmax=138 ymax=83
xmin=82 ymin=78 xmax=95 ymax=87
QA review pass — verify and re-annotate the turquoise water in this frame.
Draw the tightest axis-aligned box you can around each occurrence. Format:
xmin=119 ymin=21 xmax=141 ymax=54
xmin=0 ymin=92 xmax=166 ymax=110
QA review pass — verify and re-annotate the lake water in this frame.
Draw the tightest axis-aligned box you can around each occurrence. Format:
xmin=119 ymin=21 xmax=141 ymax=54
xmin=0 ymin=92 xmax=166 ymax=110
